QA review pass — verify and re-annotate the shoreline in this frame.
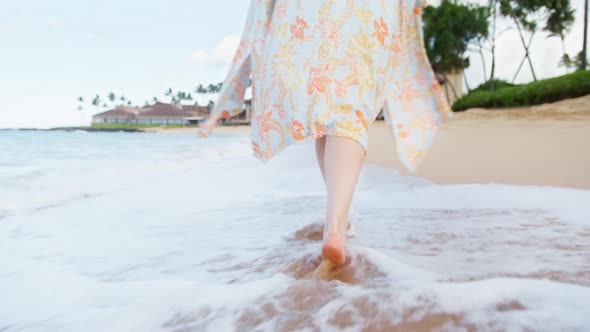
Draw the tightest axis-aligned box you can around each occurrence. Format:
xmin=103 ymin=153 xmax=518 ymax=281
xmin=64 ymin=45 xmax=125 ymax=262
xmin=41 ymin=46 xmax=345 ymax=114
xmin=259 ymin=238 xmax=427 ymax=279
xmin=154 ymin=96 xmax=590 ymax=189
xmin=143 ymin=125 xmax=250 ymax=134
xmin=20 ymin=95 xmax=589 ymax=189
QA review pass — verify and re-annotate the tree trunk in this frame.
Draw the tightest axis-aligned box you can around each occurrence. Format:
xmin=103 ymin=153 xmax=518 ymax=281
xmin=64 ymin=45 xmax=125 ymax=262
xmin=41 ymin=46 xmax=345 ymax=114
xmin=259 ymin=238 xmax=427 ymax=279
xmin=582 ymin=0 xmax=588 ymax=70
xmin=489 ymin=0 xmax=497 ymax=90
xmin=514 ymin=18 xmax=538 ymax=81
xmin=442 ymin=71 xmax=460 ymax=102
xmin=463 ymin=70 xmax=472 ymax=93
xmin=478 ymin=46 xmax=488 ymax=81
xmin=512 ymin=55 xmax=527 ymax=83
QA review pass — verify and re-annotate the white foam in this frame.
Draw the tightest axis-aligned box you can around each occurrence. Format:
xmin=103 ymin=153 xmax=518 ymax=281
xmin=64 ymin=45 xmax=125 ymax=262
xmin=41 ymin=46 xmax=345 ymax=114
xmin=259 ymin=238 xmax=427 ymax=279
xmin=0 ymin=131 xmax=589 ymax=331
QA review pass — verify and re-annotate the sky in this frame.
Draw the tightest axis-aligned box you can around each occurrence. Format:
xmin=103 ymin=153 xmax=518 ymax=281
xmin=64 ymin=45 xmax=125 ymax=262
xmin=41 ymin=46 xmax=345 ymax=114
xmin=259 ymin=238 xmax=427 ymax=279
xmin=0 ymin=0 xmax=587 ymax=128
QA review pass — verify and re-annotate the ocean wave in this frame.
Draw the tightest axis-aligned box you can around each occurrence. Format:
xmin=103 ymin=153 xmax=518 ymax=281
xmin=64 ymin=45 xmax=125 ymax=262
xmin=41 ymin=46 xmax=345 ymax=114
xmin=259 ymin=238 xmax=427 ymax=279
xmin=0 ymin=131 xmax=251 ymax=217
xmin=0 ymin=131 xmax=588 ymax=331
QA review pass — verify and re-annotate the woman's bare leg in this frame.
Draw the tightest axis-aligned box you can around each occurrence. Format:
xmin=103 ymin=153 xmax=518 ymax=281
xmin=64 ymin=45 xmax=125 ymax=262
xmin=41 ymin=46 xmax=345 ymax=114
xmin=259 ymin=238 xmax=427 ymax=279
xmin=315 ymin=135 xmax=364 ymax=194
xmin=315 ymin=136 xmax=327 ymax=183
xmin=321 ymin=135 xmax=366 ymax=265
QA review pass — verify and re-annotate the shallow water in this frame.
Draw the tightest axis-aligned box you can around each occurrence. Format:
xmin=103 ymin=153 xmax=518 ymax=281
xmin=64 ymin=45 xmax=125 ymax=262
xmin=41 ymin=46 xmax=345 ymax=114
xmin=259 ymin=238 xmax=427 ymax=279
xmin=1 ymin=131 xmax=589 ymax=331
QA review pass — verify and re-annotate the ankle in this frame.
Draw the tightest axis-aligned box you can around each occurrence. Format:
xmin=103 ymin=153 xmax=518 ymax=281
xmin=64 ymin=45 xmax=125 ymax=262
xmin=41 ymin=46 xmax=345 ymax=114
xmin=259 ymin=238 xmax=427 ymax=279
xmin=325 ymin=219 xmax=348 ymax=235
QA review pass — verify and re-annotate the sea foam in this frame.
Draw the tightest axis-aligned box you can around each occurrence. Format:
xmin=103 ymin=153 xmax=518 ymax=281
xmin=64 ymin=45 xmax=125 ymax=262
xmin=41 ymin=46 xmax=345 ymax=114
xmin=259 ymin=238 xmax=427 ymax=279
xmin=0 ymin=130 xmax=589 ymax=331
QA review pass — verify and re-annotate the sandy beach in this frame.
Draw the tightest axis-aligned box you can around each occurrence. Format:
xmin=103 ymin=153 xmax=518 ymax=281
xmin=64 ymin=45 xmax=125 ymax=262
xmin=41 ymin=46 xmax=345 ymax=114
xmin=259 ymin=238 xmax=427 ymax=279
xmin=155 ymin=95 xmax=590 ymax=189
xmin=367 ymin=94 xmax=590 ymax=189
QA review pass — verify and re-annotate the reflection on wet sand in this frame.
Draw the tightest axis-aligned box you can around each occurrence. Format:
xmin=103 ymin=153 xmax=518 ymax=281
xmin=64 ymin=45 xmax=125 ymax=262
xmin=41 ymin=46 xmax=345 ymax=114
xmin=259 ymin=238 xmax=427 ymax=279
xmin=165 ymin=210 xmax=590 ymax=331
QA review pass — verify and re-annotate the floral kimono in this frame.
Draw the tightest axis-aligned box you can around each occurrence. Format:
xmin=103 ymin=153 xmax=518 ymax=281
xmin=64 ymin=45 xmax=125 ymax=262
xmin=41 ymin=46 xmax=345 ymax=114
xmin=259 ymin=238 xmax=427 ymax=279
xmin=202 ymin=0 xmax=453 ymax=172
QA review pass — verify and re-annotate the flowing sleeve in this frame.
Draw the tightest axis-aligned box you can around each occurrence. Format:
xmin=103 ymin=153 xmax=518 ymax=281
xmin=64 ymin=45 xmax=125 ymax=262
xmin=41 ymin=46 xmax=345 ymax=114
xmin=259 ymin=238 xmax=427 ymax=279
xmin=200 ymin=0 xmax=276 ymax=134
xmin=382 ymin=0 xmax=453 ymax=173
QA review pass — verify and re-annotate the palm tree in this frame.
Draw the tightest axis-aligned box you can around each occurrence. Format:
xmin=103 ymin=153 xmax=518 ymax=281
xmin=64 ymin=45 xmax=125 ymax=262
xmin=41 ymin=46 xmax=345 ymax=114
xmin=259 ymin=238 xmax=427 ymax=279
xmin=164 ymin=88 xmax=173 ymax=103
xmin=195 ymin=84 xmax=206 ymax=94
xmin=91 ymin=95 xmax=101 ymax=113
xmin=77 ymin=96 xmax=84 ymax=111
xmin=195 ymin=84 xmax=207 ymax=105
xmin=176 ymin=91 xmax=188 ymax=104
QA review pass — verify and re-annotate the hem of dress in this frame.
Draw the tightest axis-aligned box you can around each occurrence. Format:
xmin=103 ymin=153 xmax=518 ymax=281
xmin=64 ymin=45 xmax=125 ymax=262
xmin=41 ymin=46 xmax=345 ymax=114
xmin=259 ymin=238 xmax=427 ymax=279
xmin=251 ymin=131 xmax=368 ymax=163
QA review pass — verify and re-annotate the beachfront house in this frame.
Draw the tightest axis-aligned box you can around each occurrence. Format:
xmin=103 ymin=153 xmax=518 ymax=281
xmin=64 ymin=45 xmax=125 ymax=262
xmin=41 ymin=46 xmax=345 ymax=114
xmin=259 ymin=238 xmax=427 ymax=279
xmin=443 ymin=69 xmax=464 ymax=105
xmin=92 ymin=106 xmax=139 ymax=124
xmin=92 ymin=102 xmax=251 ymax=126
xmin=136 ymin=103 xmax=195 ymax=125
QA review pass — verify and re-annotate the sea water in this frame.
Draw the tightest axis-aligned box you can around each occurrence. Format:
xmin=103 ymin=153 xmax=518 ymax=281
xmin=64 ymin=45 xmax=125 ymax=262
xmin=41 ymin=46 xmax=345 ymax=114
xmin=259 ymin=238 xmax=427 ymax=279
xmin=0 ymin=130 xmax=589 ymax=331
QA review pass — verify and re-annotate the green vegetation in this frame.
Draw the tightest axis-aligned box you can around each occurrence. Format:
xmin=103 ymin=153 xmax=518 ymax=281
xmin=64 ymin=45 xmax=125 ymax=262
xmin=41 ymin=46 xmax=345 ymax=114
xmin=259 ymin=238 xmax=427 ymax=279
xmin=423 ymin=1 xmax=489 ymax=101
xmin=470 ymin=79 xmax=516 ymax=93
xmin=452 ymin=70 xmax=590 ymax=111
xmin=422 ymin=0 xmax=580 ymax=101
xmin=423 ymin=1 xmax=489 ymax=73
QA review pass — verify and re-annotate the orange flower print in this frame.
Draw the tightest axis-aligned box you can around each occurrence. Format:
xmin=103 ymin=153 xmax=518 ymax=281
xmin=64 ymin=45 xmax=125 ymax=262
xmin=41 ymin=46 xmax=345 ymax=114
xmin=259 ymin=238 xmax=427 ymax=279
xmin=292 ymin=119 xmax=305 ymax=140
xmin=397 ymin=124 xmax=409 ymax=138
xmin=413 ymin=72 xmax=427 ymax=86
xmin=318 ymin=19 xmax=342 ymax=45
xmin=335 ymin=79 xmax=349 ymax=97
xmin=290 ymin=16 xmax=309 ymax=41
xmin=432 ymin=76 xmax=442 ymax=91
xmin=399 ymin=81 xmax=418 ymax=104
xmin=391 ymin=32 xmax=402 ymax=53
xmin=220 ymin=110 xmax=230 ymax=119
xmin=233 ymin=40 xmax=248 ymax=63
xmin=307 ymin=64 xmax=332 ymax=95
xmin=252 ymin=141 xmax=263 ymax=158
xmin=311 ymin=121 xmax=328 ymax=138
xmin=371 ymin=17 xmax=389 ymax=47
xmin=256 ymin=110 xmax=272 ymax=140
xmin=414 ymin=7 xmax=422 ymax=15
xmin=273 ymin=103 xmax=287 ymax=120
xmin=355 ymin=110 xmax=369 ymax=131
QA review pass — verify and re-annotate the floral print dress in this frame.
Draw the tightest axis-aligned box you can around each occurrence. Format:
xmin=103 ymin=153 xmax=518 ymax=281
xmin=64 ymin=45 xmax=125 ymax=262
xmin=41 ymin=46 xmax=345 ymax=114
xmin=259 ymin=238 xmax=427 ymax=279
xmin=202 ymin=0 xmax=453 ymax=172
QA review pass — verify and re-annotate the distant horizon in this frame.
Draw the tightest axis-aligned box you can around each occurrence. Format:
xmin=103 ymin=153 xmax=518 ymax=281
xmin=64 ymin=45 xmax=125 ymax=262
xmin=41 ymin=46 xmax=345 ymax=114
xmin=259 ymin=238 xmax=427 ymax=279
xmin=0 ymin=0 xmax=587 ymax=129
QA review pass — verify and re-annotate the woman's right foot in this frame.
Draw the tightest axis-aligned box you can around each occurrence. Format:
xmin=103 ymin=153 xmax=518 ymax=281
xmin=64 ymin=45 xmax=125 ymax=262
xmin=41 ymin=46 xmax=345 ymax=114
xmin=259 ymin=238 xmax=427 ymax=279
xmin=322 ymin=223 xmax=348 ymax=265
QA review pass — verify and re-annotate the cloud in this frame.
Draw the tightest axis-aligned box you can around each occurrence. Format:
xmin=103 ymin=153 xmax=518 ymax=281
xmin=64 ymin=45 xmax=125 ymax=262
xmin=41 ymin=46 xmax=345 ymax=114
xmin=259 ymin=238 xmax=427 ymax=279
xmin=190 ymin=33 xmax=241 ymax=65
